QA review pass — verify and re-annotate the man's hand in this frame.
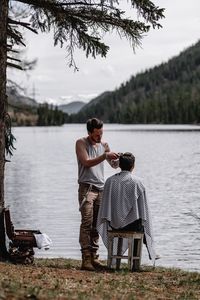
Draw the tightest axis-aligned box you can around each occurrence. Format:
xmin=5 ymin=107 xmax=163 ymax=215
xmin=105 ymin=152 xmax=119 ymax=160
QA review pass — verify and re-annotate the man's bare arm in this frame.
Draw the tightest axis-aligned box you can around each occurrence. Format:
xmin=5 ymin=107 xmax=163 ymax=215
xmin=76 ymin=139 xmax=118 ymax=168
xmin=102 ymin=141 xmax=119 ymax=169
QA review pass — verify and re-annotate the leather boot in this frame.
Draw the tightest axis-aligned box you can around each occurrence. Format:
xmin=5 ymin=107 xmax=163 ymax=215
xmin=81 ymin=252 xmax=95 ymax=271
xmin=91 ymin=253 xmax=104 ymax=269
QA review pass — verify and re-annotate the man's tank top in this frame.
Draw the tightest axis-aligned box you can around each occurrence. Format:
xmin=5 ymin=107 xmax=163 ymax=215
xmin=77 ymin=138 xmax=105 ymax=190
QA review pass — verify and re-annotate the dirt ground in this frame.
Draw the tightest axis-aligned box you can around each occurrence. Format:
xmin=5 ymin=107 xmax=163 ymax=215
xmin=1 ymin=259 xmax=200 ymax=299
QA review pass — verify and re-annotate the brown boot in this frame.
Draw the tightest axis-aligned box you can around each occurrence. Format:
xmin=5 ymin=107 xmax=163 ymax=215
xmin=81 ymin=252 xmax=95 ymax=271
xmin=91 ymin=253 xmax=104 ymax=269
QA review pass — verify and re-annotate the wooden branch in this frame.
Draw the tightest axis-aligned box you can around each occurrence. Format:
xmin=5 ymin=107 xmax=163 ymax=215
xmin=7 ymin=62 xmax=23 ymax=70
xmin=8 ymin=17 xmax=30 ymax=26
xmin=6 ymin=48 xmax=19 ymax=53
xmin=7 ymin=28 xmax=26 ymax=46
xmin=8 ymin=18 xmax=38 ymax=34
xmin=7 ymin=56 xmax=21 ymax=62
xmin=57 ymin=1 xmax=118 ymax=10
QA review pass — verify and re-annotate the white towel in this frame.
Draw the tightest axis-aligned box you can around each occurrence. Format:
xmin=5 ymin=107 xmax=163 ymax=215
xmin=34 ymin=233 xmax=52 ymax=250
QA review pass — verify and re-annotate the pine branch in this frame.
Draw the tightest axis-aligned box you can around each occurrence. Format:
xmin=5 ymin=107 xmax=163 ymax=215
xmin=7 ymin=62 xmax=23 ymax=70
xmin=7 ymin=49 xmax=20 ymax=53
xmin=7 ymin=27 xmax=26 ymax=46
xmin=7 ymin=56 xmax=21 ymax=62
xmin=4 ymin=113 xmax=16 ymax=157
xmin=57 ymin=0 xmax=121 ymax=13
xmin=8 ymin=17 xmax=38 ymax=34
xmin=8 ymin=0 xmax=165 ymax=68
xmin=130 ymin=0 xmax=165 ymax=28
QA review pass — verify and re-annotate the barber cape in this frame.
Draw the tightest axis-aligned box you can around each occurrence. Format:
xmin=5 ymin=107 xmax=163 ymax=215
xmin=97 ymin=171 xmax=156 ymax=263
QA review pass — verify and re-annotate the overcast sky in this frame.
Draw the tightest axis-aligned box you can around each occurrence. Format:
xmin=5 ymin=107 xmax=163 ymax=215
xmin=8 ymin=0 xmax=200 ymax=105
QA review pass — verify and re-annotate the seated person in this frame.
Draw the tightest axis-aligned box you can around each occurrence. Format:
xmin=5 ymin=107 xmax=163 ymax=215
xmin=97 ymin=152 xmax=156 ymax=264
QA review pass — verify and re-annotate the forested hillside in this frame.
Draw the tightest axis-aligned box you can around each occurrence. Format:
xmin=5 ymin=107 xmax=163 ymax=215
xmin=7 ymin=86 xmax=38 ymax=126
xmin=7 ymin=86 xmax=66 ymax=126
xmin=69 ymin=40 xmax=200 ymax=124
xmin=59 ymin=101 xmax=85 ymax=114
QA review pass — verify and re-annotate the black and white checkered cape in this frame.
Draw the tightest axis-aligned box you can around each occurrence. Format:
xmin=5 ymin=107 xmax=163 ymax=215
xmin=97 ymin=171 xmax=156 ymax=263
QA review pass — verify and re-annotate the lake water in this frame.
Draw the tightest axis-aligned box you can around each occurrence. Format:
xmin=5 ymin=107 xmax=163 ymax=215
xmin=5 ymin=124 xmax=200 ymax=272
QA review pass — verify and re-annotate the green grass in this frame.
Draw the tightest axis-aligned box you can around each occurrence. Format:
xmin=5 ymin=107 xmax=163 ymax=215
xmin=0 ymin=259 xmax=200 ymax=299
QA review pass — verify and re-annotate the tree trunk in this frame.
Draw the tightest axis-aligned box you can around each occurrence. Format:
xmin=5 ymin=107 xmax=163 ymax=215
xmin=0 ymin=0 xmax=8 ymax=259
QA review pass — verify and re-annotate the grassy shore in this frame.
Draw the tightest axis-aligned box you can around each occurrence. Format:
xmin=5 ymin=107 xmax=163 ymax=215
xmin=0 ymin=258 xmax=200 ymax=299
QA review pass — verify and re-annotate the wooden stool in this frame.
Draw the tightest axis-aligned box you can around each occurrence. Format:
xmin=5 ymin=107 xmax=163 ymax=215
xmin=107 ymin=230 xmax=144 ymax=271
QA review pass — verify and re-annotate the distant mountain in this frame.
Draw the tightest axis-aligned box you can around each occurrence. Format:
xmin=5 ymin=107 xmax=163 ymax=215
xmin=7 ymin=86 xmax=38 ymax=108
xmin=59 ymin=101 xmax=85 ymax=114
xmin=69 ymin=40 xmax=200 ymax=124
xmin=6 ymin=85 xmax=65 ymax=126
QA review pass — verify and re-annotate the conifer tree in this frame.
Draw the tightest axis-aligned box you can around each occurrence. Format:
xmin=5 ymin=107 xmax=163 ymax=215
xmin=0 ymin=0 xmax=164 ymax=259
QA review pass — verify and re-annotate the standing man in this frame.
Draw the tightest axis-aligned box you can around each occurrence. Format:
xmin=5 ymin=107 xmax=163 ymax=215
xmin=76 ymin=118 xmax=119 ymax=271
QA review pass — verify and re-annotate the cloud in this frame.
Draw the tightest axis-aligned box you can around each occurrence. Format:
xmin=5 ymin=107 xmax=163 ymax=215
xmin=59 ymin=93 xmax=98 ymax=104
xmin=99 ymin=65 xmax=115 ymax=77
xmin=33 ymin=74 xmax=54 ymax=83
xmin=8 ymin=0 xmax=200 ymax=105
xmin=78 ymin=93 xmax=98 ymax=101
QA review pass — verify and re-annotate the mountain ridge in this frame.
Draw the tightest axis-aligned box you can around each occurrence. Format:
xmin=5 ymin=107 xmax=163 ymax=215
xmin=59 ymin=101 xmax=85 ymax=114
xmin=69 ymin=40 xmax=200 ymax=124
xmin=7 ymin=85 xmax=38 ymax=108
xmin=7 ymin=40 xmax=200 ymax=125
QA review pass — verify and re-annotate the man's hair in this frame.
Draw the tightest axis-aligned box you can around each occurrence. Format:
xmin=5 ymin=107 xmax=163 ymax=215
xmin=86 ymin=118 xmax=103 ymax=133
xmin=119 ymin=152 xmax=135 ymax=171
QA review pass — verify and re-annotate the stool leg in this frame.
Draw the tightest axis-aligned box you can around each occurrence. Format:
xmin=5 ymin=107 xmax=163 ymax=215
xmin=107 ymin=235 xmax=113 ymax=269
xmin=128 ymin=238 xmax=133 ymax=271
xmin=132 ymin=237 xmax=143 ymax=271
xmin=116 ymin=237 xmax=123 ymax=270
xmin=138 ymin=236 xmax=143 ymax=268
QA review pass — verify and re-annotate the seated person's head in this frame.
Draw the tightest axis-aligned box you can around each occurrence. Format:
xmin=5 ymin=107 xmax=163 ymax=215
xmin=119 ymin=152 xmax=135 ymax=171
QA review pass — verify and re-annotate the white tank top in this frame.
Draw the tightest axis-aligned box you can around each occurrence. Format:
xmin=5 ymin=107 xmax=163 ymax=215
xmin=77 ymin=138 xmax=105 ymax=190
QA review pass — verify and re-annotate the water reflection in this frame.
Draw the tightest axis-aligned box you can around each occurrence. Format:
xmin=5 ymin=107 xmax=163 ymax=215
xmin=5 ymin=124 xmax=200 ymax=272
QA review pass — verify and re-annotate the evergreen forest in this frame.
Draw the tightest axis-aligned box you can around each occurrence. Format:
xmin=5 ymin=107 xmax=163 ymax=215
xmin=37 ymin=103 xmax=66 ymax=126
xmin=68 ymin=40 xmax=200 ymax=124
